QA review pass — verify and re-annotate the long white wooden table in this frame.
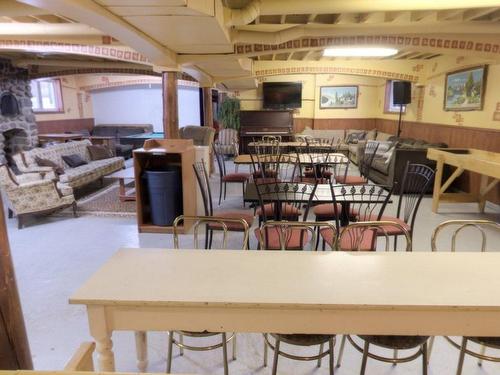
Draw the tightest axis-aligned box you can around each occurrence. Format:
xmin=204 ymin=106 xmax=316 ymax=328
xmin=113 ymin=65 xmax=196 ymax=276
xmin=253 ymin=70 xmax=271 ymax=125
xmin=70 ymin=249 xmax=500 ymax=372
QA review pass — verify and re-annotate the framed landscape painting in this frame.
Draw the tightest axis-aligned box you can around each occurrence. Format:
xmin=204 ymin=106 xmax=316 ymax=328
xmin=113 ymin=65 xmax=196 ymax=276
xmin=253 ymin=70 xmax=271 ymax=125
xmin=444 ymin=65 xmax=487 ymax=111
xmin=320 ymin=86 xmax=358 ymax=109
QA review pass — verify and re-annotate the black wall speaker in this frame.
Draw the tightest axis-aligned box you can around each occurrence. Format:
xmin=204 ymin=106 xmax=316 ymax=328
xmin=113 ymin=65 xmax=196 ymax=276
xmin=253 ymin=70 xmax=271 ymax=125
xmin=393 ymin=81 xmax=411 ymax=105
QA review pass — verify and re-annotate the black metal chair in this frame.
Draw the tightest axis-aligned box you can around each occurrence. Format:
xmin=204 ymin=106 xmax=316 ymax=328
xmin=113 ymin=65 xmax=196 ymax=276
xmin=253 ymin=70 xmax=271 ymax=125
xmin=319 ymin=183 xmax=393 ymax=250
xmin=213 ymin=142 xmax=251 ymax=205
xmin=254 ymin=180 xmax=318 ymax=246
xmin=375 ymin=162 xmax=435 ymax=251
xmin=430 ymin=219 xmax=500 ymax=375
xmin=336 ymin=141 xmax=379 ymax=185
xmin=193 ymin=161 xmax=254 ymax=249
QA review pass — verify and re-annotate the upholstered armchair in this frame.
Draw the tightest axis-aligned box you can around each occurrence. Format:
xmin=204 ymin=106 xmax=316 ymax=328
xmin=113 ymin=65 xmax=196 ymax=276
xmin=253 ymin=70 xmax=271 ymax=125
xmin=0 ymin=165 xmax=76 ymax=229
xmin=216 ymin=128 xmax=239 ymax=157
xmin=179 ymin=126 xmax=215 ymax=147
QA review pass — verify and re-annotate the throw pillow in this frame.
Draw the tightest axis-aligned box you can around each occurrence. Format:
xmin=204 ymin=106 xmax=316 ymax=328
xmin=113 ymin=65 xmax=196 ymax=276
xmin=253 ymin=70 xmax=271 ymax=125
xmin=87 ymin=145 xmax=113 ymax=161
xmin=35 ymin=156 xmax=64 ymax=175
xmin=346 ymin=131 xmax=366 ymax=144
xmin=62 ymin=154 xmax=87 ymax=168
xmin=383 ymin=146 xmax=396 ymax=164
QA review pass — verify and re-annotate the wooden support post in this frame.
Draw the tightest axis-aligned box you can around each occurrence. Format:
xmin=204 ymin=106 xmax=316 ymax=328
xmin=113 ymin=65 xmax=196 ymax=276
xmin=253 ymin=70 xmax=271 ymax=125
xmin=202 ymin=86 xmax=215 ymax=173
xmin=0 ymin=196 xmax=33 ymax=369
xmin=431 ymin=156 xmax=444 ymax=213
xmin=162 ymin=71 xmax=179 ymax=139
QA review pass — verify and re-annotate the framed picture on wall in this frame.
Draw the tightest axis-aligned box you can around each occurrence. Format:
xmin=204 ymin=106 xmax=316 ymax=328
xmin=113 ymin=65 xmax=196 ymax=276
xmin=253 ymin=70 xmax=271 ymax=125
xmin=444 ymin=65 xmax=487 ymax=111
xmin=320 ymin=86 xmax=358 ymax=109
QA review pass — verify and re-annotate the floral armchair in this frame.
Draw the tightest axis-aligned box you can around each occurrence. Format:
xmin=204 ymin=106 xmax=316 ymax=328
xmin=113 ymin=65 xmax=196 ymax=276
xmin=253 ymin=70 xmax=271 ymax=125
xmin=216 ymin=128 xmax=239 ymax=156
xmin=0 ymin=165 xmax=76 ymax=229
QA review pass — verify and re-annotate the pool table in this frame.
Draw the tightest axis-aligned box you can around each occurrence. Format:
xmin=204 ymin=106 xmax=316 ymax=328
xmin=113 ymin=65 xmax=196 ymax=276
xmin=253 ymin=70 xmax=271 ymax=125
xmin=120 ymin=132 xmax=165 ymax=148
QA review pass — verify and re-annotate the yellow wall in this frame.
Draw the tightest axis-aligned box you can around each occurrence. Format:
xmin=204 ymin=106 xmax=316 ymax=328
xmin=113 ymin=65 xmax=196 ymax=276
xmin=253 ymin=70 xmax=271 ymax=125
xmin=35 ymin=76 xmax=93 ymax=122
xmin=240 ymin=58 xmax=500 ymax=130
xmin=238 ymin=73 xmax=384 ymax=119
xmin=419 ymin=57 xmax=500 ymax=129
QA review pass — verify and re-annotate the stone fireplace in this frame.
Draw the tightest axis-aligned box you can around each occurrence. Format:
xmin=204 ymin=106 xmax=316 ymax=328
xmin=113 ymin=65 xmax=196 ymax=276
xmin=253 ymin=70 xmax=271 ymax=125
xmin=0 ymin=60 xmax=38 ymax=165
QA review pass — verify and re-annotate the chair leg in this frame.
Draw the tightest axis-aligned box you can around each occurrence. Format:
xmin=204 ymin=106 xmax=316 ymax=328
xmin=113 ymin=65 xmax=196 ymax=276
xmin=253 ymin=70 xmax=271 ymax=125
xmin=8 ymin=208 xmax=13 ymax=218
xmin=208 ymin=229 xmax=213 ymax=249
xmin=393 ymin=235 xmax=398 ymax=252
xmin=427 ymin=336 xmax=435 ymax=364
xmin=218 ymin=179 xmax=223 ymax=205
xmin=263 ymin=335 xmax=268 ymax=367
xmin=17 ymin=215 xmax=24 ymax=229
xmin=329 ymin=337 xmax=335 ymax=375
xmin=456 ymin=337 xmax=468 ymax=375
xmin=232 ymin=334 xmax=237 ymax=360
xmin=272 ymin=338 xmax=280 ymax=375
xmin=478 ymin=344 xmax=486 ymax=366
xmin=221 ymin=333 xmax=229 ymax=375
xmin=317 ymin=343 xmax=324 ymax=367
xmin=336 ymin=335 xmax=347 ymax=368
xmin=166 ymin=331 xmax=174 ymax=373
xmin=360 ymin=341 xmax=370 ymax=375
xmin=223 ymin=182 xmax=227 ymax=201
xmin=422 ymin=342 xmax=428 ymax=375
xmin=72 ymin=201 xmax=78 ymax=218
xmin=179 ymin=333 xmax=184 ymax=356
xmin=204 ymin=225 xmax=209 ymax=250
xmin=242 ymin=182 xmax=245 ymax=207
xmin=393 ymin=349 xmax=398 ymax=365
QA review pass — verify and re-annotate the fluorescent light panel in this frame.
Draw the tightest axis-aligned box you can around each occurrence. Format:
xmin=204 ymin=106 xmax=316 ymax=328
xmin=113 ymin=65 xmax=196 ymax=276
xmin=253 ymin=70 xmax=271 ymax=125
xmin=323 ymin=47 xmax=398 ymax=57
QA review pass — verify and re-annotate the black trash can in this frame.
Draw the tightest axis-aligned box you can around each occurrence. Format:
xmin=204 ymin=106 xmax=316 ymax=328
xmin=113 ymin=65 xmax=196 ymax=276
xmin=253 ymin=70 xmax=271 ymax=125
xmin=144 ymin=167 xmax=183 ymax=226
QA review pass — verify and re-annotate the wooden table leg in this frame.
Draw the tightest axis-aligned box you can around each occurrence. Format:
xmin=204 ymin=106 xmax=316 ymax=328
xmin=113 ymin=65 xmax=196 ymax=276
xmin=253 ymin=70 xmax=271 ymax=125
xmin=432 ymin=158 xmax=444 ymax=213
xmin=88 ymin=306 xmax=115 ymax=371
xmin=135 ymin=331 xmax=148 ymax=372
xmin=478 ymin=176 xmax=499 ymax=213
xmin=119 ymin=178 xmax=126 ymax=202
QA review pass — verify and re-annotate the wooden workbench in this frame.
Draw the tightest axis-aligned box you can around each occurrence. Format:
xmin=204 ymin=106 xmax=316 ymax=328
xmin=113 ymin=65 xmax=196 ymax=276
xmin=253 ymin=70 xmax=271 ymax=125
xmin=427 ymin=148 xmax=500 ymax=213
xmin=71 ymin=248 xmax=500 ymax=372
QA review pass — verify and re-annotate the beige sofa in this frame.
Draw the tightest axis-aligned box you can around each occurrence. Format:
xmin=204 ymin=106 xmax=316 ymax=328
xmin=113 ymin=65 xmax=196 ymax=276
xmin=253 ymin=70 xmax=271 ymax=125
xmin=13 ymin=139 xmax=124 ymax=190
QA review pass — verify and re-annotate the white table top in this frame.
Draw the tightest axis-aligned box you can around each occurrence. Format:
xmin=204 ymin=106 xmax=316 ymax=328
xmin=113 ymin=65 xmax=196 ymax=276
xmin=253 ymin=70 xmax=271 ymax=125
xmin=70 ymin=249 xmax=500 ymax=311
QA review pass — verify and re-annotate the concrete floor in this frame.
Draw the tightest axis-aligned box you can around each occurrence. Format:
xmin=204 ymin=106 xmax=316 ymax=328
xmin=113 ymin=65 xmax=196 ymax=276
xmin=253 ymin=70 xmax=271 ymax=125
xmin=7 ymin=161 xmax=500 ymax=375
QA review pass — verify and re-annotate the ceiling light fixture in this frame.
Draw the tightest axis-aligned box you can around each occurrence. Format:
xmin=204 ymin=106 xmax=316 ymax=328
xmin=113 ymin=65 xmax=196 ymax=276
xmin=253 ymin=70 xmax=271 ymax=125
xmin=323 ymin=47 xmax=398 ymax=57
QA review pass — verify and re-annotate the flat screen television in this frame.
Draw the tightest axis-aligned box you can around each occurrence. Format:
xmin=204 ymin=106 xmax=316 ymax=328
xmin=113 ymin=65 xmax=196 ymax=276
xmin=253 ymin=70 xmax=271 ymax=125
xmin=263 ymin=82 xmax=302 ymax=109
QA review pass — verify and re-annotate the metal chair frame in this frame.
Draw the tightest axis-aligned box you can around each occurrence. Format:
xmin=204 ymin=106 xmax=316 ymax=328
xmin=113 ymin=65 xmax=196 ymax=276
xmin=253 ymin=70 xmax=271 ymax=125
xmin=335 ymin=221 xmax=427 ymax=375
xmin=254 ymin=180 xmax=317 ymax=227
xmin=337 ymin=220 xmax=412 ymax=252
xmin=259 ymin=220 xmax=338 ymax=374
xmin=193 ymin=161 xmax=251 ymax=249
xmin=388 ymin=162 xmax=435 ymax=251
xmin=168 ymin=215 xmax=250 ymax=374
xmin=213 ymin=142 xmax=250 ymax=205
xmin=429 ymin=219 xmax=500 ymax=375
xmin=258 ymin=220 xmax=337 ymax=251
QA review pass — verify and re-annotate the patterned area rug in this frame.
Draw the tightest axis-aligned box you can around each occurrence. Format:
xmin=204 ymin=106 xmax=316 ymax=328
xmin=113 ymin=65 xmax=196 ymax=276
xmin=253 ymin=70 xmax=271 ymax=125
xmin=59 ymin=183 xmax=136 ymax=217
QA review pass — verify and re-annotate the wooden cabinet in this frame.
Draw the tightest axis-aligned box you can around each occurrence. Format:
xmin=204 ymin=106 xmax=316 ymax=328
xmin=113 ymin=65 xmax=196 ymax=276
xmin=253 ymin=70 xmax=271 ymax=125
xmin=133 ymin=139 xmax=196 ymax=234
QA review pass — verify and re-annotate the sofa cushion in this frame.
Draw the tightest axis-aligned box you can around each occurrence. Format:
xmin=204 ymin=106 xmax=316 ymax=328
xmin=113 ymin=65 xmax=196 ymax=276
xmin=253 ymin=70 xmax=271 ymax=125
xmin=365 ymin=129 xmax=377 ymax=140
xmin=372 ymin=158 xmax=390 ymax=175
xmin=88 ymin=145 xmax=114 ymax=160
xmin=35 ymin=157 xmax=64 ymax=175
xmin=346 ymin=131 xmax=366 ymax=144
xmin=376 ymin=132 xmax=393 ymax=142
xmin=62 ymin=154 xmax=88 ymax=168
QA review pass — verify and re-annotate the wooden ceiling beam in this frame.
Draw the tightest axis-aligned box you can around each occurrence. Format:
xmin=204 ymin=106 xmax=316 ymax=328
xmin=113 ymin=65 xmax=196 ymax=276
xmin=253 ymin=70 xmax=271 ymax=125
xmin=279 ymin=14 xmax=286 ymax=24
xmin=307 ymin=14 xmax=317 ymax=23
xmin=437 ymin=9 xmax=464 ymax=20
xmin=463 ymin=7 xmax=499 ymax=20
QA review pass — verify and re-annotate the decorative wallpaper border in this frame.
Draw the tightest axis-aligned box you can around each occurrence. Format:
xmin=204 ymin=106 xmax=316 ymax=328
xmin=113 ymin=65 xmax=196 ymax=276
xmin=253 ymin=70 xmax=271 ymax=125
xmin=236 ymin=35 xmax=500 ymax=58
xmin=79 ymin=78 xmax=199 ymax=91
xmin=0 ymin=40 xmax=150 ymax=64
xmin=254 ymin=66 xmax=420 ymax=82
